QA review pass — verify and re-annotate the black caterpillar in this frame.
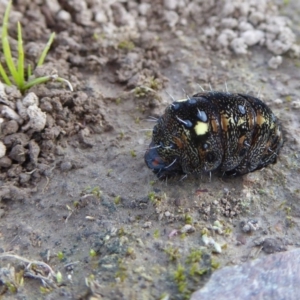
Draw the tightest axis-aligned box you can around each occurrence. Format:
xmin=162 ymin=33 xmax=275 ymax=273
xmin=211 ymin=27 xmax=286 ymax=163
xmin=144 ymin=91 xmax=283 ymax=178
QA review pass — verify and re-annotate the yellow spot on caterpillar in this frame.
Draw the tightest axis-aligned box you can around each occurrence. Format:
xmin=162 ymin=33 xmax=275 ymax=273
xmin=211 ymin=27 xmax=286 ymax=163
xmin=194 ymin=121 xmax=209 ymax=135
xmin=256 ymin=112 xmax=266 ymax=126
xmin=176 ymin=98 xmax=188 ymax=102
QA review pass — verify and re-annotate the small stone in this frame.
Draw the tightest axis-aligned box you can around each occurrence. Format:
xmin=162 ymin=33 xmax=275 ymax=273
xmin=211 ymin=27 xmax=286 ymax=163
xmin=220 ymin=18 xmax=238 ymax=29
xmin=22 ymin=105 xmax=47 ymax=132
xmin=28 ymin=140 xmax=40 ymax=165
xmin=19 ymin=173 xmax=31 ymax=184
xmin=0 ymin=141 xmax=6 ymax=158
xmin=291 ymin=100 xmax=300 ymax=109
xmin=274 ymin=99 xmax=283 ymax=105
xmin=9 ymin=144 xmax=27 ymax=163
xmin=268 ymin=56 xmax=283 ymax=69
xmin=180 ymin=224 xmax=195 ymax=234
xmin=241 ymin=30 xmax=264 ymax=46
xmin=1 ymin=105 xmax=23 ymax=124
xmin=60 ymin=161 xmax=72 ymax=172
xmin=164 ymin=10 xmax=179 ymax=27
xmin=57 ymin=10 xmax=72 ymax=22
xmin=40 ymin=100 xmax=53 ymax=112
xmin=138 ymin=3 xmax=151 ymax=16
xmin=163 ymin=0 xmax=177 ymax=10
xmin=0 ymin=156 xmax=12 ymax=168
xmin=22 ymin=92 xmax=39 ymax=107
xmin=142 ymin=221 xmax=152 ymax=228
xmin=1 ymin=120 xmax=19 ymax=135
xmin=231 ymin=37 xmax=248 ymax=54
xmin=94 ymin=11 xmax=107 ymax=24
xmin=262 ymin=238 xmax=286 ymax=254
xmin=165 ymin=211 xmax=171 ymax=217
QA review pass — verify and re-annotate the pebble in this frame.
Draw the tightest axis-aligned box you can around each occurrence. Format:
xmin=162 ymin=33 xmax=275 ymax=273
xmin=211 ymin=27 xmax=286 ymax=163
xmin=165 ymin=211 xmax=171 ymax=217
xmin=231 ymin=37 xmax=247 ymax=54
xmin=268 ymin=56 xmax=283 ymax=69
xmin=23 ymin=105 xmax=47 ymax=132
xmin=180 ymin=224 xmax=195 ymax=234
xmin=241 ymin=30 xmax=264 ymax=46
xmin=9 ymin=144 xmax=26 ymax=163
xmin=164 ymin=10 xmax=179 ymax=28
xmin=291 ymin=100 xmax=300 ymax=109
xmin=1 ymin=120 xmax=19 ymax=135
xmin=94 ymin=10 xmax=107 ymax=24
xmin=274 ymin=98 xmax=283 ymax=105
xmin=0 ymin=156 xmax=12 ymax=168
xmin=142 ymin=221 xmax=152 ymax=228
xmin=1 ymin=105 xmax=23 ymax=124
xmin=0 ymin=141 xmax=6 ymax=158
xmin=138 ymin=3 xmax=151 ymax=16
xmin=163 ymin=0 xmax=177 ymax=10
xmin=22 ymin=92 xmax=39 ymax=107
xmin=60 ymin=161 xmax=73 ymax=172
xmin=57 ymin=10 xmax=72 ymax=22
xmin=19 ymin=173 xmax=31 ymax=184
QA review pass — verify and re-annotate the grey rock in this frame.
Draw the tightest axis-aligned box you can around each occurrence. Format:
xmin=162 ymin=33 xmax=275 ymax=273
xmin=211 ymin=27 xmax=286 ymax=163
xmin=191 ymin=249 xmax=300 ymax=300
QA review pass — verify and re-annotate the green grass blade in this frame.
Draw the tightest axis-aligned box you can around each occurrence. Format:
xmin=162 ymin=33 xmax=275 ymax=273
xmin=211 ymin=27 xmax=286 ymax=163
xmin=2 ymin=0 xmax=20 ymax=87
xmin=0 ymin=62 xmax=11 ymax=85
xmin=27 ymin=64 xmax=32 ymax=78
xmin=37 ymin=32 xmax=55 ymax=66
xmin=17 ymin=22 xmax=24 ymax=90
xmin=23 ymin=75 xmax=52 ymax=90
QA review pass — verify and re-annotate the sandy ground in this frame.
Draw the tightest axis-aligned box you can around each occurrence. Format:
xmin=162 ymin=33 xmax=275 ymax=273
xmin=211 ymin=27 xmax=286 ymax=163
xmin=0 ymin=0 xmax=300 ymax=299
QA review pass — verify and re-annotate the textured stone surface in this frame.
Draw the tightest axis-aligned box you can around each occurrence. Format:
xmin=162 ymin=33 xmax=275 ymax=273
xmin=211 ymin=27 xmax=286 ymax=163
xmin=191 ymin=249 xmax=300 ymax=300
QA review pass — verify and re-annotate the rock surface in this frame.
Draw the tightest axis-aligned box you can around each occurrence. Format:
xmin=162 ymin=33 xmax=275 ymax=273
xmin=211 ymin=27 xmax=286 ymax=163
xmin=191 ymin=249 xmax=300 ymax=300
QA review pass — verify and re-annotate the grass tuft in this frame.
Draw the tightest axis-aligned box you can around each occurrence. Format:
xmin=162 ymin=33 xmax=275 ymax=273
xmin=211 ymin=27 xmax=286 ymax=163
xmin=0 ymin=0 xmax=72 ymax=93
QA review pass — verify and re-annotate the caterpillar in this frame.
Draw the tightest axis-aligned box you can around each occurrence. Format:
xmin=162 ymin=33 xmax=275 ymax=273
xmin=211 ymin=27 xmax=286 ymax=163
xmin=144 ymin=91 xmax=283 ymax=178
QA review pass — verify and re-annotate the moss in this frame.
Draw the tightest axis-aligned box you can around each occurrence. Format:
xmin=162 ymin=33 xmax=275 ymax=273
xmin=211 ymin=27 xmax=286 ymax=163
xmin=40 ymin=286 xmax=52 ymax=294
xmin=115 ymin=260 xmax=127 ymax=282
xmin=153 ymin=229 xmax=160 ymax=239
xmin=89 ymin=249 xmax=97 ymax=257
xmin=148 ymin=76 xmax=161 ymax=90
xmin=57 ymin=251 xmax=64 ymax=261
xmin=83 ymin=186 xmax=102 ymax=198
xmin=189 ymin=263 xmax=208 ymax=276
xmin=126 ymin=247 xmax=135 ymax=258
xmin=145 ymin=130 xmax=152 ymax=138
xmin=118 ymin=40 xmax=135 ymax=51
xmin=6 ymin=282 xmax=17 ymax=293
xmin=119 ymin=131 xmax=125 ymax=139
xmin=173 ymin=264 xmax=187 ymax=295
xmin=211 ymin=259 xmax=220 ymax=269
xmin=114 ymin=195 xmax=121 ymax=205
xmin=148 ymin=191 xmax=156 ymax=202
xmin=185 ymin=249 xmax=202 ymax=264
xmin=165 ymin=246 xmax=180 ymax=262
xmin=130 ymin=150 xmax=136 ymax=158
xmin=285 ymin=95 xmax=292 ymax=102
xmin=184 ymin=214 xmax=193 ymax=225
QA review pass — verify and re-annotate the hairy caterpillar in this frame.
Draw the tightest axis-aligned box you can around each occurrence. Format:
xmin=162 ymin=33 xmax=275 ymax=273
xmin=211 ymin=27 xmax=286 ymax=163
xmin=144 ymin=91 xmax=283 ymax=178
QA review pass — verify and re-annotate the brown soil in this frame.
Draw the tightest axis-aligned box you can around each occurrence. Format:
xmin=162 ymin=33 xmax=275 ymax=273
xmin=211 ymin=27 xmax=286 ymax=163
xmin=0 ymin=1 xmax=300 ymax=299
